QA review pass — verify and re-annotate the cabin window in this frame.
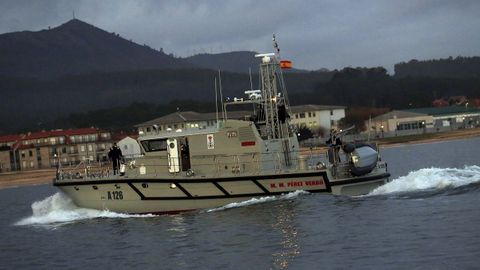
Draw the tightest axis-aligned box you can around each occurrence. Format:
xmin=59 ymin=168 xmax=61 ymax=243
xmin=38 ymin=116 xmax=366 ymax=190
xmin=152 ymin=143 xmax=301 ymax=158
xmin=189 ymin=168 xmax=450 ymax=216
xmin=141 ymin=139 xmax=168 ymax=152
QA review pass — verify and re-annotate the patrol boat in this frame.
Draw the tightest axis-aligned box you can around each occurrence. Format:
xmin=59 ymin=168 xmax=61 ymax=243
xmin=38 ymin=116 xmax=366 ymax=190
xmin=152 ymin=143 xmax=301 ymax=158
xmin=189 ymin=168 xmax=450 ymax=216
xmin=53 ymin=50 xmax=390 ymax=214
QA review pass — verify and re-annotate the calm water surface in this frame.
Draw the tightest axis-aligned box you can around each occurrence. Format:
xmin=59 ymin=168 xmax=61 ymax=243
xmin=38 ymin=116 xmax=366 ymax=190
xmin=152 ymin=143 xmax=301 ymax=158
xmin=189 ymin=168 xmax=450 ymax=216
xmin=1 ymin=137 xmax=480 ymax=269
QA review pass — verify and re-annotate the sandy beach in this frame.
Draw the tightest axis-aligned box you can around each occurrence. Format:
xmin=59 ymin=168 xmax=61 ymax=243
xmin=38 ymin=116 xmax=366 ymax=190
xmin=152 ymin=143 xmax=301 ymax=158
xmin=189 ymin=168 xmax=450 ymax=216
xmin=0 ymin=169 xmax=56 ymax=189
xmin=1 ymin=128 xmax=480 ymax=189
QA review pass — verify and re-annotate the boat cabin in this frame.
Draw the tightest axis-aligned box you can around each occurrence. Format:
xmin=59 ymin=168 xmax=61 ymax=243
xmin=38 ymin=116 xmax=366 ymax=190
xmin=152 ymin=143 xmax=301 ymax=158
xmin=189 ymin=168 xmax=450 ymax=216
xmin=136 ymin=119 xmax=299 ymax=177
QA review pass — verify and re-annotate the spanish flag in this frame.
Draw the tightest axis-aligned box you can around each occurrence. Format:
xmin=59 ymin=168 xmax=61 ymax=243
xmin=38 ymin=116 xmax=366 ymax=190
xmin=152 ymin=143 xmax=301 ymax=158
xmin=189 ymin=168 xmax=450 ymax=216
xmin=280 ymin=60 xmax=292 ymax=69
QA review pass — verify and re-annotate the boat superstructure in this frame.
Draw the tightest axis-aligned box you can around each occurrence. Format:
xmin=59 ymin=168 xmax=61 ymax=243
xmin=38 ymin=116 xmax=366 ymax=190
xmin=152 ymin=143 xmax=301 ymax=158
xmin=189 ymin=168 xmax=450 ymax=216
xmin=53 ymin=46 xmax=390 ymax=214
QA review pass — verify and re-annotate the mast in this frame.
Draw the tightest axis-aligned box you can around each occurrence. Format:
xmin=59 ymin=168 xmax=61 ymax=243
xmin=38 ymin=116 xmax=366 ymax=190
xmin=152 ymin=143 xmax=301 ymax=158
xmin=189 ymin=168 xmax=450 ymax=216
xmin=254 ymin=52 xmax=290 ymax=140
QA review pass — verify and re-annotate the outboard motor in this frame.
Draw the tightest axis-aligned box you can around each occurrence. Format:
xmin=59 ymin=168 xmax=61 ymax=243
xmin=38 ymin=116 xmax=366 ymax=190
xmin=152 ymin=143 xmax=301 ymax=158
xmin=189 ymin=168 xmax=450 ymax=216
xmin=348 ymin=143 xmax=379 ymax=176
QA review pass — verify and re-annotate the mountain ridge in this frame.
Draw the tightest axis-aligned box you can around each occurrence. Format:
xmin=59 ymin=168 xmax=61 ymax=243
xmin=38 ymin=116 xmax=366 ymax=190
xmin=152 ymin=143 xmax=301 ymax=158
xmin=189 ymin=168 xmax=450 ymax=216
xmin=0 ymin=19 xmax=191 ymax=78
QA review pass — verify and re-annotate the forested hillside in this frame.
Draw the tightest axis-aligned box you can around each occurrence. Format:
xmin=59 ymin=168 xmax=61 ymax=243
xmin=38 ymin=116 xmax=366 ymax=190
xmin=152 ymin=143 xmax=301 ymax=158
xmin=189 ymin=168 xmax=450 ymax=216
xmin=394 ymin=57 xmax=480 ymax=78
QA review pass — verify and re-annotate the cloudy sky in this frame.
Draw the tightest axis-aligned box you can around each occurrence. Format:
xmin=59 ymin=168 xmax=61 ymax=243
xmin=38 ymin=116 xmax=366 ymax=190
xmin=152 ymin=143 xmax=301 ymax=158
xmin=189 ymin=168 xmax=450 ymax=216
xmin=1 ymin=0 xmax=479 ymax=72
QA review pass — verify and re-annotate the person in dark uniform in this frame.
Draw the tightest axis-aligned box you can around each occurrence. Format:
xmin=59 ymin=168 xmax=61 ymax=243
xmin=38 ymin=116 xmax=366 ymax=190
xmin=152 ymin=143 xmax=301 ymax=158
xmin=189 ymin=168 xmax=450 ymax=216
xmin=108 ymin=143 xmax=123 ymax=175
xmin=326 ymin=129 xmax=342 ymax=163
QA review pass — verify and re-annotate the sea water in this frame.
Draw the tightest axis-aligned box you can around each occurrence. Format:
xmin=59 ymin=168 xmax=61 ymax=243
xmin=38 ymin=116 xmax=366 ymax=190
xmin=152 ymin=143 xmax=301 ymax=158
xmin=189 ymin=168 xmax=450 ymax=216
xmin=1 ymin=137 xmax=480 ymax=269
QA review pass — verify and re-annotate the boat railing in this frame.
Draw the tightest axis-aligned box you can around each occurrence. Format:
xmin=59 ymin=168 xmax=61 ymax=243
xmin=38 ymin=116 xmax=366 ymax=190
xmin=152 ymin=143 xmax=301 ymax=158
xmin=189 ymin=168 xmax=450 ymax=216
xmin=55 ymin=150 xmax=332 ymax=181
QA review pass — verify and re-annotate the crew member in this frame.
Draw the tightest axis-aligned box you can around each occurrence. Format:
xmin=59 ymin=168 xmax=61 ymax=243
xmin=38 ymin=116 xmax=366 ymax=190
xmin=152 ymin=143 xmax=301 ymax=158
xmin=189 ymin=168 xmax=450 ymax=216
xmin=326 ymin=129 xmax=342 ymax=163
xmin=108 ymin=143 xmax=123 ymax=175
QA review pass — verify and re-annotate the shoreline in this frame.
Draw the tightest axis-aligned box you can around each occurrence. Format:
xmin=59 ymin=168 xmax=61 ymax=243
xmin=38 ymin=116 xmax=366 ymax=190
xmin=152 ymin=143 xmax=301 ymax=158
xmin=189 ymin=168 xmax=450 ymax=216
xmin=1 ymin=128 xmax=479 ymax=190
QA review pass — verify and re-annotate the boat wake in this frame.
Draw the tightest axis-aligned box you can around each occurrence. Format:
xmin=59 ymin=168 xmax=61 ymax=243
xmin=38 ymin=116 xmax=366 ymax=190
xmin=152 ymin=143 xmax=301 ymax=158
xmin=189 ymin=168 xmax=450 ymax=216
xmin=15 ymin=192 xmax=152 ymax=226
xmin=368 ymin=165 xmax=480 ymax=196
xmin=206 ymin=190 xmax=309 ymax=213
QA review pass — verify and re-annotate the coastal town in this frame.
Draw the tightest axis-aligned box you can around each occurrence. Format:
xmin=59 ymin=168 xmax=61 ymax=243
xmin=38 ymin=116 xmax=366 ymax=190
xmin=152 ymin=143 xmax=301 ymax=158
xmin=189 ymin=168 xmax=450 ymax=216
xmin=1 ymin=100 xmax=479 ymax=188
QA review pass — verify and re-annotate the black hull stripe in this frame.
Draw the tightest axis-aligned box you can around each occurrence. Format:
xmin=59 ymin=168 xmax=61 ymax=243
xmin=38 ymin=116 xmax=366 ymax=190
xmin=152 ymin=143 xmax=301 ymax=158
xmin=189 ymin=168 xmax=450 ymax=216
xmin=330 ymin=173 xmax=390 ymax=186
xmin=252 ymin=179 xmax=270 ymax=194
xmin=53 ymin=171 xmax=328 ymax=186
xmin=173 ymin=182 xmax=192 ymax=197
xmin=213 ymin=182 xmax=231 ymax=196
xmin=127 ymin=183 xmax=145 ymax=200
xmin=134 ymin=189 xmax=329 ymax=200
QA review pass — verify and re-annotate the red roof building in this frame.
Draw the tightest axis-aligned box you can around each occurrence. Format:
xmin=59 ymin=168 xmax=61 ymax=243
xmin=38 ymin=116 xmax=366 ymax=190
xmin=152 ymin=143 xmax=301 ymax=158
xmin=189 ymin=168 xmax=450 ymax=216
xmin=0 ymin=128 xmax=113 ymax=172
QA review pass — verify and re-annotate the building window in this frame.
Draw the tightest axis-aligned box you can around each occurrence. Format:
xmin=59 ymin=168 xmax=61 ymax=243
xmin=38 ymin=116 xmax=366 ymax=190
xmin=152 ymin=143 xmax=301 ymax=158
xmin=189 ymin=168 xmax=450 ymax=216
xmin=331 ymin=120 xmax=335 ymax=126
xmin=81 ymin=145 xmax=85 ymax=152
xmin=308 ymin=112 xmax=312 ymax=118
xmin=147 ymin=127 xmax=151 ymax=132
xmin=312 ymin=112 xmax=316 ymax=117
xmin=59 ymin=137 xmax=65 ymax=144
xmin=29 ymin=150 xmax=33 ymax=157
xmin=299 ymin=113 xmax=306 ymax=118
xmin=30 ymin=161 xmax=34 ymax=168
xmin=62 ymin=147 xmax=67 ymax=154
xmin=50 ymin=138 xmax=56 ymax=145
xmin=397 ymin=121 xmax=426 ymax=131
xmin=21 ymin=151 xmax=25 ymax=158
xmin=330 ymin=110 xmax=334 ymax=116
xmin=88 ymin=145 xmax=93 ymax=151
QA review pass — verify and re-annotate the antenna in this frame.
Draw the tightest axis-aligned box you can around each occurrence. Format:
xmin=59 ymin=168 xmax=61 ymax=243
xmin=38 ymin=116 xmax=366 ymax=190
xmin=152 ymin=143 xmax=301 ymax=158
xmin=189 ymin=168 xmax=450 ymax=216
xmin=272 ymin=34 xmax=281 ymax=58
xmin=214 ymin=77 xmax=219 ymax=128
xmin=73 ymin=10 xmax=76 ymax=19
xmin=249 ymin=67 xmax=253 ymax=90
xmin=218 ymin=70 xmax=226 ymax=122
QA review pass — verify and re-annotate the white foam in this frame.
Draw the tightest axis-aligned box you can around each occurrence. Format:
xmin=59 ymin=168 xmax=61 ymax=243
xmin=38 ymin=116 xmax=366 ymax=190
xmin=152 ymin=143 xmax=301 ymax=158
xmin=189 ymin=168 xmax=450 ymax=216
xmin=206 ymin=190 xmax=309 ymax=213
xmin=15 ymin=192 xmax=152 ymax=226
xmin=368 ymin=165 xmax=480 ymax=196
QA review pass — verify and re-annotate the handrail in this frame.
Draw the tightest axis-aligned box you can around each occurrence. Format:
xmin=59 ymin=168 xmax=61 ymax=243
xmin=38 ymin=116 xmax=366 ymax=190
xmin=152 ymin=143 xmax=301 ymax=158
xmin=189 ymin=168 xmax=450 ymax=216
xmin=55 ymin=151 xmax=332 ymax=181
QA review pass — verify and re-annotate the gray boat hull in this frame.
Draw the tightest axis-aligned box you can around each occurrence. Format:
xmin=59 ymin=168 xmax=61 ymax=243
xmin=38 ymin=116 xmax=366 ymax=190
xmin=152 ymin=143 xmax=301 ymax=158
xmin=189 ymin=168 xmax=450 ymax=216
xmin=54 ymin=170 xmax=390 ymax=214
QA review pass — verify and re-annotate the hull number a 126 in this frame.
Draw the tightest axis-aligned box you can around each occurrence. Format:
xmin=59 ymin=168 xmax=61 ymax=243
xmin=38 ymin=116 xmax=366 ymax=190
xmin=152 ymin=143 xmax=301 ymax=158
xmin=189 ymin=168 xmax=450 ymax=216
xmin=107 ymin=191 xmax=123 ymax=200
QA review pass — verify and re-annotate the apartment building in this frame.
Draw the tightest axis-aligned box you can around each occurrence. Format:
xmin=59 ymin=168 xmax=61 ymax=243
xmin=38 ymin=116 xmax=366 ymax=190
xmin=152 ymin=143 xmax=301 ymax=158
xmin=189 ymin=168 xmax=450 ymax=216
xmin=0 ymin=128 xmax=113 ymax=172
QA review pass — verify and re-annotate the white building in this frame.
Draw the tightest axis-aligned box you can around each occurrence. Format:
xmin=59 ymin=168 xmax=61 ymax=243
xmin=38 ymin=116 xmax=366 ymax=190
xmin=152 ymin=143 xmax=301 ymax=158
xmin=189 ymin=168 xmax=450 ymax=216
xmin=136 ymin=104 xmax=346 ymax=137
xmin=367 ymin=110 xmax=434 ymax=133
xmin=290 ymin=104 xmax=346 ymax=132
xmin=135 ymin=111 xmax=250 ymax=136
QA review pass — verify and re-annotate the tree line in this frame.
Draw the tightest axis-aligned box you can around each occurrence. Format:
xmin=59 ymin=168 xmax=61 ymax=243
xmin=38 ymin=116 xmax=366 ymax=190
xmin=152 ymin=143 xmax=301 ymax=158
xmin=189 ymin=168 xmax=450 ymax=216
xmin=1 ymin=65 xmax=480 ymax=134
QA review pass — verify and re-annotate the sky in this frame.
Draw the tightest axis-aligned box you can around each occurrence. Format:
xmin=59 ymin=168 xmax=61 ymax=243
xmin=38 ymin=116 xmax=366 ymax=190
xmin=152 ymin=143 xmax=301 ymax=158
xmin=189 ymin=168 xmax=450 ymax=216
xmin=1 ymin=0 xmax=480 ymax=72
